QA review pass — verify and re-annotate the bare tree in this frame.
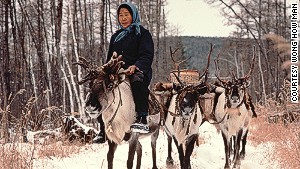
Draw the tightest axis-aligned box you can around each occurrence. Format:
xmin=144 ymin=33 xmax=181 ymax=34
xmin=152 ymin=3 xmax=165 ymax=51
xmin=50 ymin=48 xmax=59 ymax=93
xmin=0 ymin=0 xmax=177 ymax=135
xmin=0 ymin=0 xmax=11 ymax=143
xmin=205 ymin=0 xmax=289 ymax=103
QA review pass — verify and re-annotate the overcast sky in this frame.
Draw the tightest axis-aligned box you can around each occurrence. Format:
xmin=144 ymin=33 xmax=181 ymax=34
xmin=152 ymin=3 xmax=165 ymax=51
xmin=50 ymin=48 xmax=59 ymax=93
xmin=166 ymin=0 xmax=235 ymax=37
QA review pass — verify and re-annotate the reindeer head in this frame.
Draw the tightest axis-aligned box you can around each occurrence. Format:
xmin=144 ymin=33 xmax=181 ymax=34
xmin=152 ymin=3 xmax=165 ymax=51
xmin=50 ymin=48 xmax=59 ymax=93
xmin=170 ymin=44 xmax=213 ymax=119
xmin=175 ymin=85 xmax=199 ymax=119
xmin=218 ymin=78 xmax=250 ymax=108
xmin=73 ymin=52 xmax=125 ymax=116
xmin=214 ymin=47 xmax=255 ymax=108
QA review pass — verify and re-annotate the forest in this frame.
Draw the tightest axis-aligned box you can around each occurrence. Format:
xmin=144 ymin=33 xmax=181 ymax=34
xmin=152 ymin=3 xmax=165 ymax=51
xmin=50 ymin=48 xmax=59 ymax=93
xmin=0 ymin=0 xmax=297 ymax=143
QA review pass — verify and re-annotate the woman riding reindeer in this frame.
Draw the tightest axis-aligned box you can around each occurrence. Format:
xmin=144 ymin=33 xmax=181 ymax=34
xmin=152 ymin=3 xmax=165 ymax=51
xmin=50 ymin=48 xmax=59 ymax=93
xmin=88 ymin=2 xmax=154 ymax=143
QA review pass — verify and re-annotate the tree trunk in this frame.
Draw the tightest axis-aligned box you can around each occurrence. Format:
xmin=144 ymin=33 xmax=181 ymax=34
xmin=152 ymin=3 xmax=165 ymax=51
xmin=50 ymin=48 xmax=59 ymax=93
xmin=154 ymin=0 xmax=161 ymax=81
xmin=99 ymin=0 xmax=105 ymax=64
xmin=0 ymin=0 xmax=11 ymax=143
xmin=68 ymin=0 xmax=85 ymax=117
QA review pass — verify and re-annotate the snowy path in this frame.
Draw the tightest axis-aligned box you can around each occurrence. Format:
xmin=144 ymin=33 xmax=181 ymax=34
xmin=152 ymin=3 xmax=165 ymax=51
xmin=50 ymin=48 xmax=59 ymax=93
xmin=33 ymin=122 xmax=279 ymax=169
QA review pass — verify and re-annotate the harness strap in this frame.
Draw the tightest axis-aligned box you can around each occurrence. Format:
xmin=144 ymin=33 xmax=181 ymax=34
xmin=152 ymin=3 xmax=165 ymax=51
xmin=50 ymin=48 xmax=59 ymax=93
xmin=236 ymin=93 xmax=246 ymax=108
xmin=106 ymin=86 xmax=123 ymax=133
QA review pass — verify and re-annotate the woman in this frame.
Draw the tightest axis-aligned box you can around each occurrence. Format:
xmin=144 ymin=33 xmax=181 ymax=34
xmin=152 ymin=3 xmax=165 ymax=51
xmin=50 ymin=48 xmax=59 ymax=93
xmin=94 ymin=2 xmax=154 ymax=143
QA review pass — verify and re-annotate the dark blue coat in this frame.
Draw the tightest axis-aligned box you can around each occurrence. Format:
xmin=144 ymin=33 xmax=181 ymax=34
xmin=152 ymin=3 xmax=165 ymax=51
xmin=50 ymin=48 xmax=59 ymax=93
xmin=106 ymin=26 xmax=154 ymax=80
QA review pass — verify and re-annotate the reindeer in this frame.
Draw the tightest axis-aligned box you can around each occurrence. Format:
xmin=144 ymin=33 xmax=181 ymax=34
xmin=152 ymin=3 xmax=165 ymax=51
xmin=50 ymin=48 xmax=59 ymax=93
xmin=73 ymin=53 xmax=161 ymax=169
xmin=165 ymin=83 xmax=210 ymax=169
xmin=213 ymin=50 xmax=256 ymax=169
xmin=157 ymin=44 xmax=213 ymax=169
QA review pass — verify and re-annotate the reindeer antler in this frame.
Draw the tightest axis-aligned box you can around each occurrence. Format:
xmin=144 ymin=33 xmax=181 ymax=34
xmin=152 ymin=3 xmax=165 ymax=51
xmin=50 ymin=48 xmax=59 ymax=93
xmin=73 ymin=52 xmax=123 ymax=85
xmin=170 ymin=47 xmax=191 ymax=70
xmin=101 ymin=52 xmax=123 ymax=73
xmin=243 ymin=45 xmax=256 ymax=80
xmin=73 ymin=57 xmax=105 ymax=85
xmin=230 ymin=70 xmax=237 ymax=80
xmin=170 ymin=47 xmax=181 ymax=71
xmin=172 ymin=72 xmax=185 ymax=87
xmin=214 ymin=51 xmax=228 ymax=84
xmin=169 ymin=46 xmax=191 ymax=87
xmin=199 ymin=43 xmax=214 ymax=81
xmin=73 ymin=57 xmax=91 ymax=70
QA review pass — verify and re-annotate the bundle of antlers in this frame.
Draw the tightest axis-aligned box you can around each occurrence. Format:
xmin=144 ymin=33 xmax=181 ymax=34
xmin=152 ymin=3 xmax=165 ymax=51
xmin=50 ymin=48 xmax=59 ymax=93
xmin=73 ymin=52 xmax=124 ymax=85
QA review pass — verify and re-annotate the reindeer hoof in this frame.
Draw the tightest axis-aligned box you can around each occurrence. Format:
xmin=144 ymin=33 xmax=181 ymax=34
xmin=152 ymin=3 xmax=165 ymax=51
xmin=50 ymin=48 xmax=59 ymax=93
xmin=233 ymin=160 xmax=241 ymax=168
xmin=240 ymin=152 xmax=245 ymax=160
xmin=233 ymin=164 xmax=241 ymax=169
xmin=166 ymin=157 xmax=174 ymax=165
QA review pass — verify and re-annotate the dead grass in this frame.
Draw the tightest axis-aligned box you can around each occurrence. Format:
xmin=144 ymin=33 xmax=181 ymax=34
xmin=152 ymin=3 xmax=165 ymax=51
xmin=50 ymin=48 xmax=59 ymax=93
xmin=0 ymin=138 xmax=85 ymax=169
xmin=35 ymin=140 xmax=82 ymax=159
xmin=249 ymin=105 xmax=300 ymax=169
xmin=0 ymin=89 xmax=89 ymax=169
xmin=0 ymin=143 xmax=32 ymax=169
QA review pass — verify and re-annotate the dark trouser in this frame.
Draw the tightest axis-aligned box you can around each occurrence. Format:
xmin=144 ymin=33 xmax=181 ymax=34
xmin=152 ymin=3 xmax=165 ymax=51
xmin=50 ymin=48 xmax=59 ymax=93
xmin=97 ymin=115 xmax=105 ymax=133
xmin=95 ymin=113 xmax=106 ymax=143
xmin=130 ymin=71 xmax=150 ymax=119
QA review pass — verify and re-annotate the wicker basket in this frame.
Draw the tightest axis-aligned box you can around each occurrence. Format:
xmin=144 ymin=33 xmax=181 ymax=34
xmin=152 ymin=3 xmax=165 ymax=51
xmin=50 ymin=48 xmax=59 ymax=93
xmin=170 ymin=69 xmax=200 ymax=84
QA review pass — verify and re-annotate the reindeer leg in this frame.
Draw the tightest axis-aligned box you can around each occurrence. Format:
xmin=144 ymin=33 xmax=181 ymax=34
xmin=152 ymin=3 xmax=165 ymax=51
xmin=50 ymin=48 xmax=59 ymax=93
xmin=221 ymin=132 xmax=230 ymax=169
xmin=136 ymin=141 xmax=142 ymax=169
xmin=230 ymin=136 xmax=235 ymax=156
xmin=185 ymin=134 xmax=198 ymax=169
xmin=233 ymin=129 xmax=243 ymax=168
xmin=151 ymin=129 xmax=159 ymax=169
xmin=166 ymin=135 xmax=174 ymax=165
xmin=240 ymin=129 xmax=248 ymax=160
xmin=174 ymin=138 xmax=185 ymax=169
xmin=195 ymin=136 xmax=200 ymax=147
xmin=107 ymin=140 xmax=118 ymax=169
xmin=127 ymin=133 xmax=139 ymax=169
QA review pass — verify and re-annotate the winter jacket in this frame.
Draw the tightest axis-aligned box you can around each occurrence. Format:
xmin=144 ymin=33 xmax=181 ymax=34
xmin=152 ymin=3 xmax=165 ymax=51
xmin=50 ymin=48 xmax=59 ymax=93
xmin=106 ymin=26 xmax=154 ymax=80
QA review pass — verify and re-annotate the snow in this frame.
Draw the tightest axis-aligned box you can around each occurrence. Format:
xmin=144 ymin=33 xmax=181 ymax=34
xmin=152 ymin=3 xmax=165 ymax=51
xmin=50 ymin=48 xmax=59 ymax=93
xmin=33 ymin=122 xmax=279 ymax=169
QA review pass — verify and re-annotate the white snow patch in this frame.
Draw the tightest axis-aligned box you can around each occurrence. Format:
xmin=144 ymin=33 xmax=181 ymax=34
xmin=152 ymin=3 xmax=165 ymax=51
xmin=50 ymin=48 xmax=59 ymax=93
xmin=32 ymin=122 xmax=280 ymax=169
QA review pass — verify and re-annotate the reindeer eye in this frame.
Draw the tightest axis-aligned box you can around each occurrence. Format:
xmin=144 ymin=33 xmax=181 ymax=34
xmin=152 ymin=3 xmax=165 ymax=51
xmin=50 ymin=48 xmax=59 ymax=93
xmin=107 ymin=83 xmax=114 ymax=90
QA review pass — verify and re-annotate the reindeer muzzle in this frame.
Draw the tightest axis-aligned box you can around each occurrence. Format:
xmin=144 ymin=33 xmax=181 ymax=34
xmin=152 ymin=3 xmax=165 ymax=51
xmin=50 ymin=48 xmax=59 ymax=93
xmin=231 ymin=96 xmax=240 ymax=103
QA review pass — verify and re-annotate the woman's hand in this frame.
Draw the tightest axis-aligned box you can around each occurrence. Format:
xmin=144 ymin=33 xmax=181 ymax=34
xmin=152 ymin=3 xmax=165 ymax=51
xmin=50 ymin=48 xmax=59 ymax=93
xmin=125 ymin=65 xmax=140 ymax=75
xmin=125 ymin=65 xmax=137 ymax=75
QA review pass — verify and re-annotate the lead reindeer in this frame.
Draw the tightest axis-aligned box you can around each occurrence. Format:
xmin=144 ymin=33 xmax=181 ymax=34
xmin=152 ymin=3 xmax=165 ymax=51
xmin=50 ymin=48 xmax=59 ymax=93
xmin=74 ymin=53 xmax=161 ymax=169
xmin=159 ymin=44 xmax=213 ymax=169
xmin=213 ymin=50 xmax=256 ymax=169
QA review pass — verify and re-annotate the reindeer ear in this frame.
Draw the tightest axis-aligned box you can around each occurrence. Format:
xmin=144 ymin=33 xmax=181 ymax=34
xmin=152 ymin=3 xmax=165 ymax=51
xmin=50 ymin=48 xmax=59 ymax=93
xmin=221 ymin=80 xmax=229 ymax=88
xmin=153 ymin=82 xmax=165 ymax=91
xmin=118 ymin=72 xmax=126 ymax=82
xmin=173 ymin=83 xmax=182 ymax=91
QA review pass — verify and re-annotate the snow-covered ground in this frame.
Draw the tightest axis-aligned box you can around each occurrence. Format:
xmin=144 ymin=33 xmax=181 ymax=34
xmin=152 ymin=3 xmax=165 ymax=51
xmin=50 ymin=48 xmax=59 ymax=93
xmin=33 ymin=122 xmax=279 ymax=169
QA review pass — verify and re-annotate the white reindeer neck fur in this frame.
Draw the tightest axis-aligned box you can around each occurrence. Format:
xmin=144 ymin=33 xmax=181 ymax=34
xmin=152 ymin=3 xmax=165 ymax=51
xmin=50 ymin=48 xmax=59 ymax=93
xmin=165 ymin=94 xmax=203 ymax=151
xmin=100 ymin=79 xmax=136 ymax=144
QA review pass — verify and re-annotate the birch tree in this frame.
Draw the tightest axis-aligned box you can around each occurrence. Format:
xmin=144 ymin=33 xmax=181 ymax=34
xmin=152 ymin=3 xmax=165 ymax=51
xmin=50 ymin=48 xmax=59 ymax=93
xmin=0 ymin=0 xmax=11 ymax=143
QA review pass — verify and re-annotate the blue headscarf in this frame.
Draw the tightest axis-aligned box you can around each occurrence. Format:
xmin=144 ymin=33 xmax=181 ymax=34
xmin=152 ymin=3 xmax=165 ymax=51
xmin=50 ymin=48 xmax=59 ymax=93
xmin=114 ymin=2 xmax=141 ymax=43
